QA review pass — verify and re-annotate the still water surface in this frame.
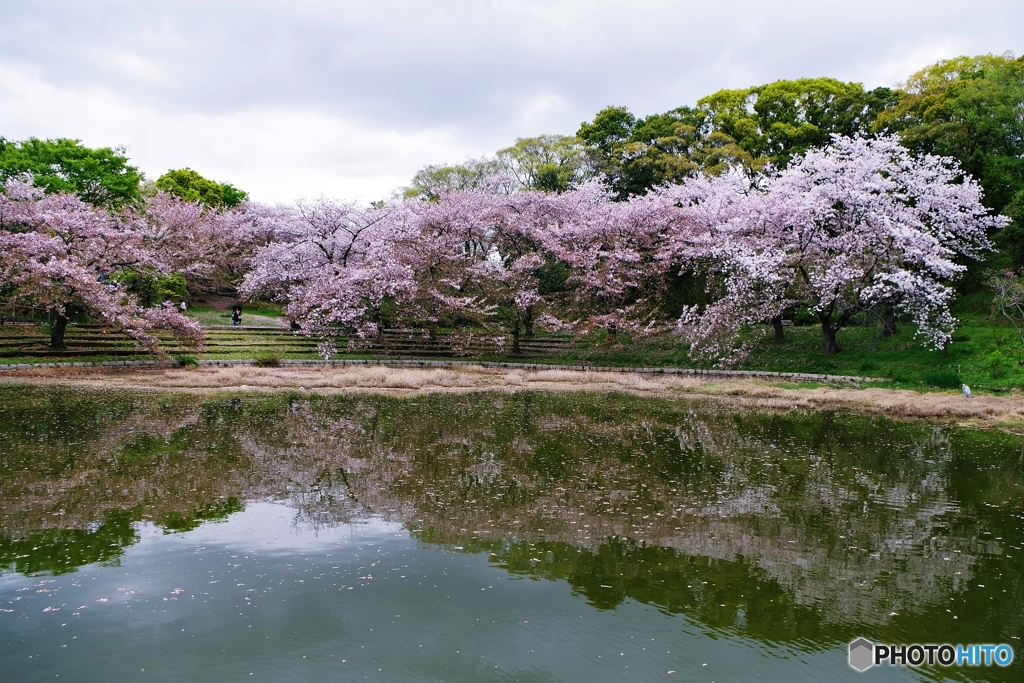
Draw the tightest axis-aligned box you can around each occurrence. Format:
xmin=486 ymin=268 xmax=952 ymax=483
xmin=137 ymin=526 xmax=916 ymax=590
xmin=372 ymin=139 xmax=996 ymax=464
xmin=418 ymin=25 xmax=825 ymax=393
xmin=0 ymin=386 xmax=1021 ymax=682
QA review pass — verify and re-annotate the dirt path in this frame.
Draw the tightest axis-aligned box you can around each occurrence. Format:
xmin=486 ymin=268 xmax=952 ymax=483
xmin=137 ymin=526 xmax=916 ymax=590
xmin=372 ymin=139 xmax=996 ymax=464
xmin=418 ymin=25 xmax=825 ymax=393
xmin=5 ymin=364 xmax=1022 ymax=432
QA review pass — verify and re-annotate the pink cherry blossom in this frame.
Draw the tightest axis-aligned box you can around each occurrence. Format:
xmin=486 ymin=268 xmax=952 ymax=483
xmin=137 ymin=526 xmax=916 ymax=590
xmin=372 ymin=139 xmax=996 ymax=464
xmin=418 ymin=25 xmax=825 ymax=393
xmin=1 ymin=179 xmax=203 ymax=352
xmin=669 ymin=135 xmax=1004 ymax=361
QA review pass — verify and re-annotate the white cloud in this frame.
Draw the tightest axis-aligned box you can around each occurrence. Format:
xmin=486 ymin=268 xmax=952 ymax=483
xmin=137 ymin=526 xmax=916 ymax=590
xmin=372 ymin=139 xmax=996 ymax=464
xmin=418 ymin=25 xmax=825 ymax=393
xmin=1 ymin=0 xmax=1021 ymax=203
xmin=106 ymin=51 xmax=167 ymax=83
xmin=0 ymin=62 xmax=482 ymax=202
xmin=860 ymin=43 xmax=995 ymax=90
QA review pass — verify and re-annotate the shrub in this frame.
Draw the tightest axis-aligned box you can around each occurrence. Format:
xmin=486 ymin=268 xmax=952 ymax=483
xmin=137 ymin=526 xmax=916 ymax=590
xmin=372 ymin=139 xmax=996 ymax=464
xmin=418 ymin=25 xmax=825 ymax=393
xmin=923 ymin=370 xmax=962 ymax=389
xmin=254 ymin=351 xmax=281 ymax=367
xmin=985 ymin=350 xmax=1012 ymax=379
xmin=792 ymin=308 xmax=818 ymax=326
xmin=174 ymin=355 xmax=198 ymax=367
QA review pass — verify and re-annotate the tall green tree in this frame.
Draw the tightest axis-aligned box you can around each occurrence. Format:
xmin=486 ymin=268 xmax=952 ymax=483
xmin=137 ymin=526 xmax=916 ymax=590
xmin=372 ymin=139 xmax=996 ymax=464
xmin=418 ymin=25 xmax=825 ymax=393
xmin=154 ymin=168 xmax=248 ymax=208
xmin=579 ymin=106 xmax=758 ymax=198
xmin=495 ymin=135 xmax=590 ymax=193
xmin=873 ymin=53 xmax=1024 ymax=268
xmin=578 ymin=78 xmax=898 ymax=199
xmin=403 ymin=157 xmax=507 ymax=200
xmin=697 ymin=77 xmax=898 ymax=168
xmin=0 ymin=137 xmax=144 ymax=207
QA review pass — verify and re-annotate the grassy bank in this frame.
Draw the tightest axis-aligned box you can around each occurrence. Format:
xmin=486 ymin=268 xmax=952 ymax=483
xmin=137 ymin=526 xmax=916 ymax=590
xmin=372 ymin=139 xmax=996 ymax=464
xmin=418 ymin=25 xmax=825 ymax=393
xmin=554 ymin=311 xmax=1022 ymax=395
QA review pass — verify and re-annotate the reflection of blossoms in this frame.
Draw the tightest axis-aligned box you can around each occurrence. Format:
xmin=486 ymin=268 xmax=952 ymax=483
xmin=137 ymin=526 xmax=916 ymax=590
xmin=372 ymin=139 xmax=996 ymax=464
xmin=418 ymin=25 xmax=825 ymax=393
xmin=1 ymin=391 xmax=1014 ymax=630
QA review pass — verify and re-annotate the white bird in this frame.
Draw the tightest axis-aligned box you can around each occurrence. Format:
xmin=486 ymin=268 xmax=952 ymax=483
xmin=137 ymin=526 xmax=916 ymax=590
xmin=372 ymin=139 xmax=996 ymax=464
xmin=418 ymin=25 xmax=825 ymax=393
xmin=961 ymin=384 xmax=972 ymax=399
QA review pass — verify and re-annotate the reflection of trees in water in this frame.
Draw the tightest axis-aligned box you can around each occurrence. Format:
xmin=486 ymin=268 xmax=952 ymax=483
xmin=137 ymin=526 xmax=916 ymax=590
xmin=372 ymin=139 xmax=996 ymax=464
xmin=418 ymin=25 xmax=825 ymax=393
xmin=302 ymin=397 xmax=986 ymax=629
xmin=1 ymin=388 xmax=1021 ymax=646
xmin=0 ymin=388 xmax=219 ymax=538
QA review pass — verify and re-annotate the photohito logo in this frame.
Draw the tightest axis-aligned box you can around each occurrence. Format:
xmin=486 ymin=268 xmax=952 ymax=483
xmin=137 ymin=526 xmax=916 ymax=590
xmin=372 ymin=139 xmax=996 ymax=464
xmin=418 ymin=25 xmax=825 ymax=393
xmin=849 ymin=639 xmax=1014 ymax=672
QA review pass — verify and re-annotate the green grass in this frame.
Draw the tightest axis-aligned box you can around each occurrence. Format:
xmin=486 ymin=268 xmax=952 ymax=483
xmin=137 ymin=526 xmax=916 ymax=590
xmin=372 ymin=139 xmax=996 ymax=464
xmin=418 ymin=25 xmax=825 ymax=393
xmin=185 ymin=305 xmax=286 ymax=327
xmin=524 ymin=310 xmax=1022 ymax=394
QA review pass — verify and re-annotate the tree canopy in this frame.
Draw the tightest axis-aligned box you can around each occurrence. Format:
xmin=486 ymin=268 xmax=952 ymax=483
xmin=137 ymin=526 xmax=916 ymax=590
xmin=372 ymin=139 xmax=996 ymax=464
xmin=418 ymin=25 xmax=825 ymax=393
xmin=575 ymin=78 xmax=899 ymax=198
xmin=0 ymin=137 xmax=145 ymax=208
xmin=873 ymin=53 xmax=1024 ymax=267
xmin=154 ymin=168 xmax=248 ymax=209
xmin=403 ymin=157 xmax=508 ymax=200
xmin=495 ymin=135 xmax=590 ymax=193
xmin=697 ymin=78 xmax=899 ymax=168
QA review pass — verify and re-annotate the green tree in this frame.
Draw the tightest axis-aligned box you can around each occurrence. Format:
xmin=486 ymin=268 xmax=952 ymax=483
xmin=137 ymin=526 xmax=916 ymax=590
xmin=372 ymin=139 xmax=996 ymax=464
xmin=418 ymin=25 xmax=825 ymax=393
xmin=154 ymin=167 xmax=248 ymax=208
xmin=109 ymin=268 xmax=189 ymax=307
xmin=403 ymin=157 xmax=507 ymax=200
xmin=495 ymin=134 xmax=590 ymax=192
xmin=698 ymin=78 xmax=898 ymax=168
xmin=578 ymin=79 xmax=897 ymax=199
xmin=1000 ymin=190 xmax=1024 ymax=267
xmin=577 ymin=105 xmax=755 ymax=198
xmin=0 ymin=137 xmax=144 ymax=207
xmin=873 ymin=53 xmax=1024 ymax=268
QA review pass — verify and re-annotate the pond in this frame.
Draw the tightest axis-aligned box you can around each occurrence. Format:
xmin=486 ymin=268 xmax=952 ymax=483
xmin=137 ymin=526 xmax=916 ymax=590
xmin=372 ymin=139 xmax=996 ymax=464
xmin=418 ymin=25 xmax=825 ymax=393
xmin=0 ymin=386 xmax=1021 ymax=682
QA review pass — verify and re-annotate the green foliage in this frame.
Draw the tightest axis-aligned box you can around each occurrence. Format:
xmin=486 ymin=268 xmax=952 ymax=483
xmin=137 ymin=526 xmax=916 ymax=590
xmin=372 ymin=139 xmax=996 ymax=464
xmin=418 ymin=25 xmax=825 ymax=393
xmin=0 ymin=509 xmax=139 ymax=575
xmin=154 ymin=167 xmax=248 ymax=208
xmin=160 ymin=498 xmax=244 ymax=533
xmin=923 ymin=370 xmax=962 ymax=388
xmin=874 ymin=53 xmax=1024 ymax=271
xmin=697 ymin=78 xmax=899 ymax=168
xmin=577 ymin=79 xmax=896 ymax=198
xmin=0 ymin=137 xmax=144 ymax=207
xmin=536 ymin=258 xmax=573 ymax=295
xmin=578 ymin=105 xmax=754 ymax=198
xmin=174 ymin=355 xmax=199 ymax=367
xmin=254 ymin=351 xmax=282 ymax=367
xmin=495 ymin=134 xmax=590 ymax=192
xmin=404 ymin=157 xmax=506 ymax=200
xmin=110 ymin=268 xmax=189 ymax=307
xmin=404 ymin=136 xmax=592 ymax=199
xmin=577 ymin=105 xmax=637 ymax=155
xmin=984 ymin=349 xmax=1013 ymax=379
xmin=993 ymin=188 xmax=1024 ymax=268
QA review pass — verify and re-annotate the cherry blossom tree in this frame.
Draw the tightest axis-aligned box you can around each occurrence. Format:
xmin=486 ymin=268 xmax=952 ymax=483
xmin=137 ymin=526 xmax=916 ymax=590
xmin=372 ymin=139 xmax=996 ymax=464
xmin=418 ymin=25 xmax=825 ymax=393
xmin=409 ymin=188 xmax=550 ymax=353
xmin=530 ymin=181 xmax=680 ymax=340
xmin=0 ymin=180 xmax=203 ymax=351
xmin=241 ymin=197 xmax=421 ymax=348
xmin=670 ymin=135 xmax=1004 ymax=361
xmin=241 ymin=135 xmax=1002 ymax=365
xmin=134 ymin=189 xmax=268 ymax=294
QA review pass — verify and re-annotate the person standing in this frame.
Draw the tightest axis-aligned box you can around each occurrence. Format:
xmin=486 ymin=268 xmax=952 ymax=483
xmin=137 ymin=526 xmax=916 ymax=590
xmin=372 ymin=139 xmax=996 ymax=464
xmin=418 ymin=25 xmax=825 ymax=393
xmin=231 ymin=305 xmax=242 ymax=326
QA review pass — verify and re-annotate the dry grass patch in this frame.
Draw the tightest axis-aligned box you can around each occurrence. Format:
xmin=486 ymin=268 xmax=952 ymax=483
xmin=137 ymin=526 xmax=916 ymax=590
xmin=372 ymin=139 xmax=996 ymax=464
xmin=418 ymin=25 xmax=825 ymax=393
xmin=4 ymin=364 xmax=1023 ymax=431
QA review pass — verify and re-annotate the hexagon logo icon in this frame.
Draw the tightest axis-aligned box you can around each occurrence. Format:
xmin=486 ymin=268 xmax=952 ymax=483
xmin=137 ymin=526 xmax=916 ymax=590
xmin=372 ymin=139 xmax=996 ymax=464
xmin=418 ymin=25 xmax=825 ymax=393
xmin=849 ymin=638 xmax=875 ymax=672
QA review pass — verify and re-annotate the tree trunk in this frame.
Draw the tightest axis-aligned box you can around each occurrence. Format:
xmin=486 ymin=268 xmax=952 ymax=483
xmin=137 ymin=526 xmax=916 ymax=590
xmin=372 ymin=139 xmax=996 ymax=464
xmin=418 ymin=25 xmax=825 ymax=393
xmin=49 ymin=311 xmax=68 ymax=349
xmin=821 ymin=320 xmax=839 ymax=355
xmin=524 ymin=305 xmax=534 ymax=338
xmin=881 ymin=305 xmax=897 ymax=338
xmin=608 ymin=324 xmax=617 ymax=343
xmin=771 ymin=315 xmax=785 ymax=341
xmin=511 ymin=322 xmax=522 ymax=355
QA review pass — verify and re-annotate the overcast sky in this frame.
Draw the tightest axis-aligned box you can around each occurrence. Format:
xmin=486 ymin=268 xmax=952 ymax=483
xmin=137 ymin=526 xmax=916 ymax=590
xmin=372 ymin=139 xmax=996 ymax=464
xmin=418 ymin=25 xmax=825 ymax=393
xmin=0 ymin=0 xmax=1020 ymax=203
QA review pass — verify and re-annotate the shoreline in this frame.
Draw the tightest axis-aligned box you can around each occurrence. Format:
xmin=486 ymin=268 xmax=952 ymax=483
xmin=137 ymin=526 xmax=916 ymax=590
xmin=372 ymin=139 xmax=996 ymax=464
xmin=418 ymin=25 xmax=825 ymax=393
xmin=4 ymin=364 xmax=1023 ymax=433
